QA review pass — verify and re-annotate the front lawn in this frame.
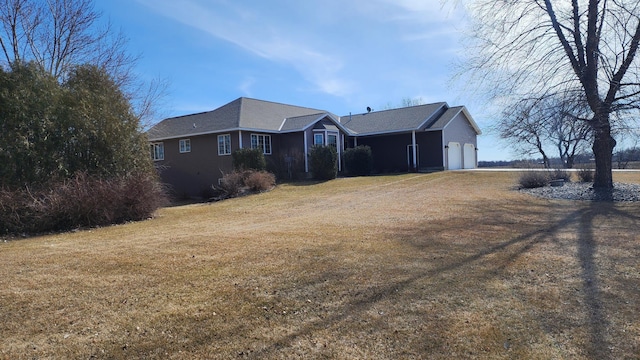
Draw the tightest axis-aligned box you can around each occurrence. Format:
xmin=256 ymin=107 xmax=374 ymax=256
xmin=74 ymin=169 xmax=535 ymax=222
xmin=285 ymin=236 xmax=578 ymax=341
xmin=1 ymin=171 xmax=638 ymax=359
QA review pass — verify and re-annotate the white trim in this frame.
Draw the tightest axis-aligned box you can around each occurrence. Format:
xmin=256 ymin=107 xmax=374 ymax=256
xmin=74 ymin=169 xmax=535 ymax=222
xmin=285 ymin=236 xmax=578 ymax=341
xmin=179 ymin=138 xmax=191 ymax=153
xmin=250 ymin=133 xmax=272 ymax=155
xmin=217 ymin=134 xmax=231 ymax=155
xmin=277 ymin=118 xmax=288 ymax=131
xmin=415 ymin=103 xmax=448 ymax=130
xmin=441 ymin=132 xmax=446 ymax=168
xmin=148 ymin=127 xmax=281 ymax=142
xmin=411 ymin=131 xmax=417 ymax=170
xmin=441 ymin=107 xmax=482 ymax=135
xmin=238 ymin=130 xmax=243 ymax=149
xmin=150 ymin=142 xmax=164 ymax=161
xmin=304 ymin=132 xmax=308 ymax=172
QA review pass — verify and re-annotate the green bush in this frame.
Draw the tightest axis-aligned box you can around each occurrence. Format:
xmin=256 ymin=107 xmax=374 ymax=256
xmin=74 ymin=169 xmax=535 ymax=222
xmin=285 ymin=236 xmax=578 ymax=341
xmin=518 ymin=171 xmax=550 ymax=189
xmin=309 ymin=145 xmax=338 ymax=180
xmin=343 ymin=146 xmax=373 ymax=176
xmin=232 ymin=148 xmax=267 ymax=171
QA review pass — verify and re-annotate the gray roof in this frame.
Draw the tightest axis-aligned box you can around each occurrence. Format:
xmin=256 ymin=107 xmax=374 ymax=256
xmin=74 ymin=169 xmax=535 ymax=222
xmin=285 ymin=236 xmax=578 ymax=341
xmin=339 ymin=102 xmax=448 ymax=135
xmin=279 ymin=113 xmax=328 ymax=132
xmin=147 ymin=97 xmax=326 ymax=141
xmin=429 ymin=106 xmax=482 ymax=134
xmin=147 ymin=97 xmax=481 ymax=141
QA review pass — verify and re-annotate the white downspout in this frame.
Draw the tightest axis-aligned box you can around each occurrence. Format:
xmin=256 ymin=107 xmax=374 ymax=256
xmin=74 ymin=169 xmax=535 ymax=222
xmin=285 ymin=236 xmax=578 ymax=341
xmin=442 ymin=132 xmax=447 ymax=170
xmin=238 ymin=130 xmax=243 ymax=148
xmin=304 ymin=131 xmax=308 ymax=173
xmin=412 ymin=131 xmax=417 ymax=171
xmin=338 ymin=133 xmax=342 ymax=171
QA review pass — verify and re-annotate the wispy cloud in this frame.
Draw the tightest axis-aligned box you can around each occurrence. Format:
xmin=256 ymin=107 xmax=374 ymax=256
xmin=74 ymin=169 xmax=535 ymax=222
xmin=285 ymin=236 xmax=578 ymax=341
xmin=136 ymin=0 xmax=354 ymax=97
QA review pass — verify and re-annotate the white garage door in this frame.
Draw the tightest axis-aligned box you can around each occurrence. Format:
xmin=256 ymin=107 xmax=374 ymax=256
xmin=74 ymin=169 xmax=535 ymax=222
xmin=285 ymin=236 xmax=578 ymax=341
xmin=463 ymin=143 xmax=476 ymax=169
xmin=447 ymin=142 xmax=462 ymax=170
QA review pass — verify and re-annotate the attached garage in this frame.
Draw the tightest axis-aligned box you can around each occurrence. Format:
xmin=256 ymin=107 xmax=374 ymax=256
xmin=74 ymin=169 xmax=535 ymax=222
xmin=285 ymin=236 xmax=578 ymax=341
xmin=447 ymin=142 xmax=462 ymax=170
xmin=463 ymin=143 xmax=476 ymax=169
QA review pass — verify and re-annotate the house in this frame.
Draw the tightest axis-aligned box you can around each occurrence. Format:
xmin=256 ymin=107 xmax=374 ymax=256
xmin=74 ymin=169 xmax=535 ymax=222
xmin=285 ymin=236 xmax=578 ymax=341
xmin=147 ymin=97 xmax=481 ymax=197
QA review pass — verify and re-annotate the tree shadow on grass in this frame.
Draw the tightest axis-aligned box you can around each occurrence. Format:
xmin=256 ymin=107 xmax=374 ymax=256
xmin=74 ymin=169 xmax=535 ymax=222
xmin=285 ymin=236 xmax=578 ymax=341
xmin=146 ymin=198 xmax=640 ymax=358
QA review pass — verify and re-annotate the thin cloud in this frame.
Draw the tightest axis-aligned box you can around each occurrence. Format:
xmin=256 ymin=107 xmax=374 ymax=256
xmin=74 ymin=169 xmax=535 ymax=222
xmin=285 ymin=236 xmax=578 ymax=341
xmin=137 ymin=0 xmax=354 ymax=97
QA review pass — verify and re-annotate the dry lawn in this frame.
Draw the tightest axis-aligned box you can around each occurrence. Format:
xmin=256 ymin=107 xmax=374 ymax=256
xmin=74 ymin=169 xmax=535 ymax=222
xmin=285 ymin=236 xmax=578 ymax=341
xmin=1 ymin=171 xmax=639 ymax=359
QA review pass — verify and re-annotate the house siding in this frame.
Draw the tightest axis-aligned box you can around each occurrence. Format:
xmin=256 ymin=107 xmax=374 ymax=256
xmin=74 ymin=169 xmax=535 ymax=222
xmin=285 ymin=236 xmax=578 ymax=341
xmin=356 ymin=133 xmax=413 ymax=173
xmin=147 ymin=98 xmax=481 ymax=193
xmin=442 ymin=112 xmax=478 ymax=169
xmin=417 ymin=131 xmax=444 ymax=169
xmin=443 ymin=112 xmax=478 ymax=148
xmin=157 ymin=132 xmax=237 ymax=197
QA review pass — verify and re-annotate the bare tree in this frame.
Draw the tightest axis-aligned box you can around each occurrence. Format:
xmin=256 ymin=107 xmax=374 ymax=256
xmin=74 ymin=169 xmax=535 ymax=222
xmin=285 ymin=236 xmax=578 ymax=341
xmin=0 ymin=0 xmax=166 ymax=126
xmin=464 ymin=1 xmax=640 ymax=188
xmin=0 ymin=0 xmax=135 ymax=80
xmin=497 ymin=98 xmax=552 ymax=168
xmin=496 ymin=92 xmax=592 ymax=168
xmin=550 ymin=98 xmax=592 ymax=168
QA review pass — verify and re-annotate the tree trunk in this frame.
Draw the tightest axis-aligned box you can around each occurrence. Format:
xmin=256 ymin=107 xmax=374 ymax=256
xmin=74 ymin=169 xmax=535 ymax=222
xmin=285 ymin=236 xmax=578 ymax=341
xmin=591 ymin=115 xmax=615 ymax=189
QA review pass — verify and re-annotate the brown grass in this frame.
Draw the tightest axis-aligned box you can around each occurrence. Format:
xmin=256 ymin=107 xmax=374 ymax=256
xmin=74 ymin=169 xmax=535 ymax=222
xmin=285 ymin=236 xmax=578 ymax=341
xmin=1 ymin=171 xmax=639 ymax=359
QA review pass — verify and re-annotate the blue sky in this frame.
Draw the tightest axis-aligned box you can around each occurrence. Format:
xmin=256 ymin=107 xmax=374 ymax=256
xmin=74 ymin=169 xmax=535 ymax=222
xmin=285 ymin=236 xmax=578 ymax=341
xmin=96 ymin=0 xmax=509 ymax=161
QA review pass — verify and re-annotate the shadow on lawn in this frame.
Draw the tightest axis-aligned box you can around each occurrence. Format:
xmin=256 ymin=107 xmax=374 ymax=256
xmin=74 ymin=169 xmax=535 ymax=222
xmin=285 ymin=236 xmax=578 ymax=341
xmin=239 ymin=199 xmax=639 ymax=358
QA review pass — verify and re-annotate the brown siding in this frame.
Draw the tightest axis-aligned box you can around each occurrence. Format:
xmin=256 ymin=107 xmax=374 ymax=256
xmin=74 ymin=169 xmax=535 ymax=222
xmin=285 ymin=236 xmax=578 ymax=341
xmin=156 ymin=133 xmax=235 ymax=198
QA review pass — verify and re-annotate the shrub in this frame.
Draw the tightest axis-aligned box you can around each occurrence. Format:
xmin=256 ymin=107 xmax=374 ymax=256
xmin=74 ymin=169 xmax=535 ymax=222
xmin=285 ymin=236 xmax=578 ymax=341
xmin=309 ymin=145 xmax=338 ymax=180
xmin=244 ymin=171 xmax=276 ymax=192
xmin=0 ymin=172 xmax=167 ymax=235
xmin=343 ymin=146 xmax=373 ymax=176
xmin=217 ymin=171 xmax=247 ymax=197
xmin=268 ymin=150 xmax=304 ymax=180
xmin=551 ymin=169 xmax=572 ymax=182
xmin=577 ymin=168 xmax=595 ymax=183
xmin=518 ymin=171 xmax=550 ymax=189
xmin=213 ymin=170 xmax=277 ymax=200
xmin=232 ymin=148 xmax=266 ymax=171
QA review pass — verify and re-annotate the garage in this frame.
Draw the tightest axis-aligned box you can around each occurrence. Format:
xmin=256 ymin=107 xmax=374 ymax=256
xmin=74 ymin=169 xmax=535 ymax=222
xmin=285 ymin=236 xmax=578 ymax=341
xmin=447 ymin=142 xmax=462 ymax=170
xmin=463 ymin=143 xmax=476 ymax=169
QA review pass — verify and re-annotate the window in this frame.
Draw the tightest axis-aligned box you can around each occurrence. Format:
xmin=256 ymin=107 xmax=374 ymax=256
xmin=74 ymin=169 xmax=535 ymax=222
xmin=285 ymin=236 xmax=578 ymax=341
xmin=327 ymin=134 xmax=337 ymax=147
xmin=314 ymin=133 xmax=324 ymax=146
xmin=179 ymin=139 xmax=191 ymax=153
xmin=150 ymin=142 xmax=164 ymax=161
xmin=250 ymin=134 xmax=272 ymax=154
xmin=218 ymin=134 xmax=231 ymax=155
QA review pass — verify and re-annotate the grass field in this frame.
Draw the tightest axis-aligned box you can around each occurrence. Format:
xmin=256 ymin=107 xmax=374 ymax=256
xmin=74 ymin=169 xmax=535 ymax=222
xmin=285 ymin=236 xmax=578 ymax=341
xmin=1 ymin=171 xmax=639 ymax=359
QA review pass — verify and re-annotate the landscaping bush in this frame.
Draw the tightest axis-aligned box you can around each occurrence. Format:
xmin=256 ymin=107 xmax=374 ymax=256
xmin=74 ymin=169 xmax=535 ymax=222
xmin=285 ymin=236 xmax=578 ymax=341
xmin=343 ymin=145 xmax=373 ymax=176
xmin=268 ymin=151 xmax=304 ymax=180
xmin=577 ymin=168 xmax=595 ymax=183
xmin=309 ymin=145 xmax=338 ymax=180
xmin=518 ymin=171 xmax=550 ymax=189
xmin=232 ymin=148 xmax=267 ymax=171
xmin=217 ymin=171 xmax=247 ymax=197
xmin=213 ymin=170 xmax=277 ymax=200
xmin=244 ymin=171 xmax=276 ymax=192
xmin=0 ymin=172 xmax=167 ymax=235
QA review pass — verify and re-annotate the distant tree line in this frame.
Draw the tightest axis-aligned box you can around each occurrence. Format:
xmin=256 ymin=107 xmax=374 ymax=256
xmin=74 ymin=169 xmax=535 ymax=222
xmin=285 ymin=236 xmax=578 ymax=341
xmin=479 ymin=146 xmax=640 ymax=169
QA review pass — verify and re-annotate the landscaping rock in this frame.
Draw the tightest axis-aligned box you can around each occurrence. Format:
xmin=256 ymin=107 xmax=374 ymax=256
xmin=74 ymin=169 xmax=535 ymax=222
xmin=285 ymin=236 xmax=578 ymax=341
xmin=520 ymin=182 xmax=640 ymax=202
